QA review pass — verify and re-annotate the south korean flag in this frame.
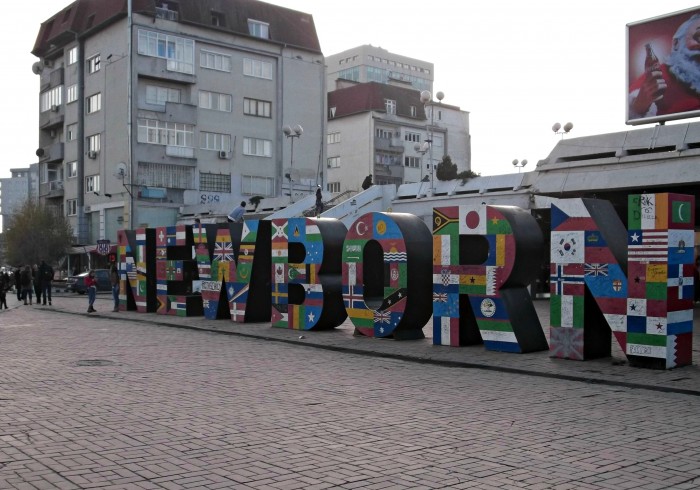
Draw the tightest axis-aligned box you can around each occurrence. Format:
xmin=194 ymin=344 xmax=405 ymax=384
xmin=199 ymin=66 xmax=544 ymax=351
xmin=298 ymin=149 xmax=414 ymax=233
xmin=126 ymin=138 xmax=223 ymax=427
xmin=551 ymin=231 xmax=585 ymax=264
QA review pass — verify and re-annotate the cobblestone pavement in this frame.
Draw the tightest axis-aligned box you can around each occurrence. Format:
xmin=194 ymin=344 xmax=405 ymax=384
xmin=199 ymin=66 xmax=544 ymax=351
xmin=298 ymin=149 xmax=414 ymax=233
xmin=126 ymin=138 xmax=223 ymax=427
xmin=1 ymin=293 xmax=700 ymax=489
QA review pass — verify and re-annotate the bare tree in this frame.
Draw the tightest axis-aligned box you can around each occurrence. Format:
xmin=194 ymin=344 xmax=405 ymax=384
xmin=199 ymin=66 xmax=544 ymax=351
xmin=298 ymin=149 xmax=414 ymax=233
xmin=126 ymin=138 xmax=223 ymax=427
xmin=5 ymin=200 xmax=74 ymax=266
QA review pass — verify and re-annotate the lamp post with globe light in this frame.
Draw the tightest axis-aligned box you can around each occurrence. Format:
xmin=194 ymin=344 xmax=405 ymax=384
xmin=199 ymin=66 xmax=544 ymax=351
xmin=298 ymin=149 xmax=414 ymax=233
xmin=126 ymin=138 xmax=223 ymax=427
xmin=420 ymin=90 xmax=444 ymax=194
xmin=282 ymin=124 xmax=303 ymax=203
xmin=552 ymin=122 xmax=574 ymax=139
xmin=512 ymin=159 xmax=528 ymax=173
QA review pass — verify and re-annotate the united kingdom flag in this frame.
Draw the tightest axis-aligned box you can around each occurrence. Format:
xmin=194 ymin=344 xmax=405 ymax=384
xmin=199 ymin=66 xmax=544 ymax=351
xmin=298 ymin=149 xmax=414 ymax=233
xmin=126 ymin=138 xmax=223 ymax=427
xmin=213 ymin=241 xmax=234 ymax=262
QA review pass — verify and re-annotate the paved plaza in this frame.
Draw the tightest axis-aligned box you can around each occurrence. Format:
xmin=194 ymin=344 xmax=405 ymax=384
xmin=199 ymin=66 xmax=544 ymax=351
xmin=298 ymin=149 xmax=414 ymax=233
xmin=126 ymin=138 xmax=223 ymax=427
xmin=1 ymin=293 xmax=699 ymax=489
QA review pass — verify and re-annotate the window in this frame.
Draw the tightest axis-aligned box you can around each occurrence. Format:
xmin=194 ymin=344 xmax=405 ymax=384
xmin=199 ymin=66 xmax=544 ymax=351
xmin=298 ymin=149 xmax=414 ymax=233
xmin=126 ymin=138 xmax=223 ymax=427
xmin=87 ymin=54 xmax=101 ymax=74
xmin=404 ymin=132 xmax=420 ymax=143
xmin=375 ymin=150 xmax=401 ymax=166
xmin=146 ymin=84 xmax=181 ymax=105
xmin=67 ymin=124 xmax=77 ymax=141
xmin=66 ymin=84 xmax=78 ymax=103
xmin=327 ymin=182 xmax=340 ymax=193
xmin=241 ymin=175 xmax=275 ymax=196
xmin=243 ymin=98 xmax=271 ymax=117
xmin=200 ymin=131 xmax=231 ymax=151
xmin=200 ymin=172 xmax=231 ymax=193
xmin=432 ymin=135 xmax=444 ymax=147
xmin=375 ymin=128 xmax=392 ymax=139
xmin=200 ymin=50 xmax=231 ymax=72
xmin=40 ymin=86 xmax=62 ymax=112
xmin=211 ymin=11 xmax=225 ymax=27
xmin=138 ymin=29 xmax=195 ymax=74
xmin=404 ymin=156 xmax=420 ymax=168
xmin=67 ymin=199 xmax=77 ymax=216
xmin=85 ymin=175 xmax=100 ymax=193
xmin=199 ymin=90 xmax=232 ymax=112
xmin=327 ymin=132 xmax=340 ymax=144
xmin=86 ymin=93 xmax=102 ymax=114
xmin=67 ymin=46 xmax=78 ymax=65
xmin=67 ymin=161 xmax=78 ymax=178
xmin=248 ymin=19 xmax=269 ymax=39
xmin=137 ymin=119 xmax=194 ymax=147
xmin=385 ymin=99 xmax=396 ymax=115
xmin=337 ymin=67 xmax=360 ymax=82
xmin=243 ymin=137 xmax=271 ymax=157
xmin=87 ymin=134 xmax=101 ymax=152
xmin=243 ymin=57 xmax=272 ymax=79
xmin=327 ymin=157 xmax=340 ymax=168
xmin=410 ymin=105 xmax=417 ymax=117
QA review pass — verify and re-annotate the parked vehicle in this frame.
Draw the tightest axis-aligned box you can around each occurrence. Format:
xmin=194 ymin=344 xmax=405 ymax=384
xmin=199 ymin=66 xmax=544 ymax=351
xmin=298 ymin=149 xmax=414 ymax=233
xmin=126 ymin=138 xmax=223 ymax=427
xmin=66 ymin=269 xmax=111 ymax=294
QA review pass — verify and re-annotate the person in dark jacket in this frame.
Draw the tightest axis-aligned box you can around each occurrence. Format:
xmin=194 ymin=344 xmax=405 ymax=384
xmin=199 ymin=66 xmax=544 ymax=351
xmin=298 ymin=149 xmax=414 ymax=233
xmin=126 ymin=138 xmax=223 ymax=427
xmin=39 ymin=260 xmax=54 ymax=306
xmin=0 ymin=270 xmax=9 ymax=309
xmin=32 ymin=264 xmax=42 ymax=305
xmin=14 ymin=267 xmax=22 ymax=301
xmin=20 ymin=265 xmax=33 ymax=305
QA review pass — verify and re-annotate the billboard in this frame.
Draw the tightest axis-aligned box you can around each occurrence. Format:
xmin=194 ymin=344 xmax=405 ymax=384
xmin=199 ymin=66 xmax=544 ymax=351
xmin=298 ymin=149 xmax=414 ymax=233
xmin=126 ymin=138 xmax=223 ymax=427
xmin=627 ymin=7 xmax=700 ymax=125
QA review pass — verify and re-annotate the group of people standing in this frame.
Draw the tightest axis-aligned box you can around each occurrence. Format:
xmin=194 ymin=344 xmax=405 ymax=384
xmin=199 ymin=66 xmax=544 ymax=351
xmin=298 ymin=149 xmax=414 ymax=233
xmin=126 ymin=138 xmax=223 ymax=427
xmin=11 ymin=261 xmax=54 ymax=306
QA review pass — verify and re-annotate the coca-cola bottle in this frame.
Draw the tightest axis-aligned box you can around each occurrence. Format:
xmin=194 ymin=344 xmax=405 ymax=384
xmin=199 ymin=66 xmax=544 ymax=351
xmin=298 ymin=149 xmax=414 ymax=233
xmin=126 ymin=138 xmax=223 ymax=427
xmin=644 ymin=43 xmax=664 ymax=101
xmin=644 ymin=43 xmax=660 ymax=73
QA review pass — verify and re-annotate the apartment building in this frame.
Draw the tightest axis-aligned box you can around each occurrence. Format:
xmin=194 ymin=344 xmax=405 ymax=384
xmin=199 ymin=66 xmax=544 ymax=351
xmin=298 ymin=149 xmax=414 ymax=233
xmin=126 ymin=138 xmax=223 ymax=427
xmin=0 ymin=165 xmax=39 ymax=233
xmin=326 ymin=44 xmax=434 ymax=93
xmin=32 ymin=0 xmax=325 ymax=245
xmin=326 ymin=82 xmax=471 ymax=193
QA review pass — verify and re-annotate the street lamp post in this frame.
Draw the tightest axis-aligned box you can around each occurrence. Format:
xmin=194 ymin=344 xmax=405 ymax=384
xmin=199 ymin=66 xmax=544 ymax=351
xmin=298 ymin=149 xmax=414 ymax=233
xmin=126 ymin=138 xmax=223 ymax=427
xmin=552 ymin=122 xmax=574 ymax=139
xmin=512 ymin=159 xmax=528 ymax=173
xmin=420 ymin=90 xmax=444 ymax=195
xmin=414 ymin=141 xmax=430 ymax=196
xmin=283 ymin=124 xmax=303 ymax=203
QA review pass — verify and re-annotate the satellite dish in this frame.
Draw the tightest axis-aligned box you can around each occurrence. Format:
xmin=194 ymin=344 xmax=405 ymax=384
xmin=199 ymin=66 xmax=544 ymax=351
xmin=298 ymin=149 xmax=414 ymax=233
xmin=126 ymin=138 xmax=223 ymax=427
xmin=114 ymin=162 xmax=128 ymax=179
xmin=284 ymin=168 xmax=300 ymax=182
xmin=31 ymin=61 xmax=44 ymax=75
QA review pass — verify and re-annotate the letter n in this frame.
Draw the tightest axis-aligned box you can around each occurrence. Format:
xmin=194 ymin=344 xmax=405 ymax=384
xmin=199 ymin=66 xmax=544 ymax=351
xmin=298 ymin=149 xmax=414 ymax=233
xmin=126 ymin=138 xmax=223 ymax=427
xmin=432 ymin=205 xmax=548 ymax=352
xmin=271 ymin=218 xmax=346 ymax=329
xmin=549 ymin=193 xmax=694 ymax=368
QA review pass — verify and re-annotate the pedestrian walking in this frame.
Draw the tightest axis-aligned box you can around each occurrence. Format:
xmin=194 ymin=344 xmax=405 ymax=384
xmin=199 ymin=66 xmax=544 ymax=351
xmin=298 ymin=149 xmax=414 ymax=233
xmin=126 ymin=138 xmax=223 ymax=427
xmin=20 ymin=265 xmax=33 ymax=305
xmin=0 ymin=270 xmax=9 ymax=309
xmin=32 ymin=264 xmax=42 ymax=305
xmin=85 ymin=269 xmax=97 ymax=313
xmin=110 ymin=263 xmax=119 ymax=312
xmin=315 ymin=185 xmax=324 ymax=217
xmin=39 ymin=260 xmax=54 ymax=306
xmin=14 ymin=267 xmax=22 ymax=301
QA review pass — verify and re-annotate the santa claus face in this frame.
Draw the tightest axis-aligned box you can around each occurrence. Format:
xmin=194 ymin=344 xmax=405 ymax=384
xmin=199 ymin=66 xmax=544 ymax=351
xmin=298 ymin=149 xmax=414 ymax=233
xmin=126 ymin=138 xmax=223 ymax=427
xmin=681 ymin=18 xmax=700 ymax=55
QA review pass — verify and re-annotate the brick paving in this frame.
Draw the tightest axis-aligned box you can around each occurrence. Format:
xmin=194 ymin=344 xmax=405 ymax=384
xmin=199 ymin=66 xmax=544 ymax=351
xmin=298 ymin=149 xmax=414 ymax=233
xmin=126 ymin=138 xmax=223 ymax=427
xmin=0 ymin=292 xmax=699 ymax=489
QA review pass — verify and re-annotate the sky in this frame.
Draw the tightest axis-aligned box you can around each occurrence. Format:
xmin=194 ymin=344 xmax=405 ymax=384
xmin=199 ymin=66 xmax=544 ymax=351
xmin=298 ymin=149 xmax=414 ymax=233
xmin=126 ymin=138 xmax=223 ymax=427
xmin=1 ymin=0 xmax=697 ymax=180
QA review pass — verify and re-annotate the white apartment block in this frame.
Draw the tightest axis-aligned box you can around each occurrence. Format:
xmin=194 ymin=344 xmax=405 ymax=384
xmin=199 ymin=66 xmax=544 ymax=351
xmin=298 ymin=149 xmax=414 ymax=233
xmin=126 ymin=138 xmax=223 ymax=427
xmin=326 ymin=82 xmax=471 ymax=194
xmin=32 ymin=0 xmax=325 ymax=245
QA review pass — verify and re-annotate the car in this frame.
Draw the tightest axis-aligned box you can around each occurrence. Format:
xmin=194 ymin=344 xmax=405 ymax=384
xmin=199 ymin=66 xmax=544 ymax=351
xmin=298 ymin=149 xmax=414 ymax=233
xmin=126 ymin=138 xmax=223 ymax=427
xmin=66 ymin=269 xmax=111 ymax=294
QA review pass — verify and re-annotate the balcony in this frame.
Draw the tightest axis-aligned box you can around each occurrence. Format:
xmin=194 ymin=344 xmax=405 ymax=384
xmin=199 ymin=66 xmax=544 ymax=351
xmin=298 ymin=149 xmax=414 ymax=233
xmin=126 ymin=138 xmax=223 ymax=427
xmin=37 ymin=142 xmax=64 ymax=163
xmin=166 ymin=145 xmax=195 ymax=159
xmin=39 ymin=106 xmax=64 ymax=130
xmin=44 ymin=180 xmax=64 ymax=198
xmin=374 ymin=138 xmax=405 ymax=153
xmin=135 ymin=56 xmax=196 ymax=84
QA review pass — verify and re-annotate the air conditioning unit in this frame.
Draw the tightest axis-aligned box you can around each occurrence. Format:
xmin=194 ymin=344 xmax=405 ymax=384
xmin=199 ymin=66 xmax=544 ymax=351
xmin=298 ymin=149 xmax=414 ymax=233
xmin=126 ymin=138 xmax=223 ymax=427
xmin=84 ymin=205 xmax=91 ymax=212
xmin=88 ymin=150 xmax=97 ymax=159
xmin=218 ymin=150 xmax=229 ymax=159
xmin=50 ymin=104 xmax=59 ymax=112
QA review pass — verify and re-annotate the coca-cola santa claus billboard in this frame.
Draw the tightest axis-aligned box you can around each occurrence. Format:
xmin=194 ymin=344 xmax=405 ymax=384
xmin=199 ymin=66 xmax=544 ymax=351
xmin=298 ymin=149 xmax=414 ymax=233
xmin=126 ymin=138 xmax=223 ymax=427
xmin=627 ymin=7 xmax=700 ymax=125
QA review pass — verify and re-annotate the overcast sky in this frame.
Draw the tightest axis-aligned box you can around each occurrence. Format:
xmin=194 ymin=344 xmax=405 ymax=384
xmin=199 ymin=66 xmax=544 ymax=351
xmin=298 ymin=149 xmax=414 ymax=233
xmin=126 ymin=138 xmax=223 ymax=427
xmin=1 ymin=0 xmax=697 ymax=180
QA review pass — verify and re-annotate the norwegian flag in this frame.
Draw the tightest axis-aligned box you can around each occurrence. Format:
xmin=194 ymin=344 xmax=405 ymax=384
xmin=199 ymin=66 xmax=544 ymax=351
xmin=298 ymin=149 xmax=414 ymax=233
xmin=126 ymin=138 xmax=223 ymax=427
xmin=213 ymin=241 xmax=234 ymax=262
xmin=343 ymin=285 xmax=364 ymax=310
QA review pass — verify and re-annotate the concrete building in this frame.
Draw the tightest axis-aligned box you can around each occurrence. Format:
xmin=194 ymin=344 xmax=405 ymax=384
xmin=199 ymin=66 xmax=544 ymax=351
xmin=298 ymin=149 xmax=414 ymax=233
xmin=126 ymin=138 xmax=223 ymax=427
xmin=326 ymin=82 xmax=470 ymax=193
xmin=32 ymin=0 xmax=325 ymax=245
xmin=326 ymin=44 xmax=433 ymax=93
xmin=0 ymin=165 xmax=39 ymax=233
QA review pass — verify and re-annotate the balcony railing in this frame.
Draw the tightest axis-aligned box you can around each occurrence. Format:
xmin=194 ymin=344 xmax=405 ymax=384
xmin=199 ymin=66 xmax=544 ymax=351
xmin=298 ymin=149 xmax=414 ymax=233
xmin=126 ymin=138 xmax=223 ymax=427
xmin=155 ymin=7 xmax=178 ymax=21
xmin=166 ymin=145 xmax=195 ymax=158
